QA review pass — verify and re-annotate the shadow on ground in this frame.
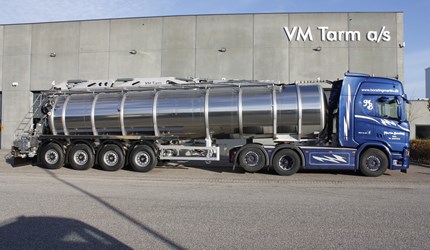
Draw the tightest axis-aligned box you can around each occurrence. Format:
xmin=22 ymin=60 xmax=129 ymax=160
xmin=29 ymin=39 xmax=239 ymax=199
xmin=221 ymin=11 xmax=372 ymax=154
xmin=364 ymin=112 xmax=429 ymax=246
xmin=179 ymin=156 xmax=360 ymax=176
xmin=44 ymin=170 xmax=186 ymax=249
xmin=0 ymin=216 xmax=131 ymax=250
xmin=4 ymin=151 xmax=361 ymax=176
xmin=3 ymin=153 xmax=34 ymax=168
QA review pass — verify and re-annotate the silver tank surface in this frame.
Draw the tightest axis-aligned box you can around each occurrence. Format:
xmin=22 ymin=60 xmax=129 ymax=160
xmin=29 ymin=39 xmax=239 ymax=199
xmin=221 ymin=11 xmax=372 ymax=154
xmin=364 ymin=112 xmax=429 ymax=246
xmin=48 ymin=83 xmax=326 ymax=141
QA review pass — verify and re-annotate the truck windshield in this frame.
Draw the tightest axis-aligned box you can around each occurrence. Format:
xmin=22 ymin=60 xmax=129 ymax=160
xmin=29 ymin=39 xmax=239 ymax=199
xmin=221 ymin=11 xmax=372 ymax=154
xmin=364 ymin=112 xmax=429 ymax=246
xmin=377 ymin=97 xmax=399 ymax=120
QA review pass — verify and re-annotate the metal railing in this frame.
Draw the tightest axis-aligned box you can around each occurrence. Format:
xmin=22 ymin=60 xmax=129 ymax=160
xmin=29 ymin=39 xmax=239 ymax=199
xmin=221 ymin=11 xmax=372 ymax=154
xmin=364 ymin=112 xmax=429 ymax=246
xmin=13 ymin=94 xmax=43 ymax=140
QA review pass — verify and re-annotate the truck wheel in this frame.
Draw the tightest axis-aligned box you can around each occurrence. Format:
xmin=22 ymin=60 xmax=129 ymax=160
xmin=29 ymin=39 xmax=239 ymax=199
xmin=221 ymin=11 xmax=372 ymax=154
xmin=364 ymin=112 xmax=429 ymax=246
xmin=239 ymin=147 xmax=266 ymax=173
xmin=98 ymin=144 xmax=125 ymax=171
xmin=359 ymin=148 xmax=388 ymax=177
xmin=129 ymin=145 xmax=158 ymax=172
xmin=273 ymin=149 xmax=301 ymax=176
xmin=40 ymin=142 xmax=65 ymax=169
xmin=68 ymin=144 xmax=95 ymax=170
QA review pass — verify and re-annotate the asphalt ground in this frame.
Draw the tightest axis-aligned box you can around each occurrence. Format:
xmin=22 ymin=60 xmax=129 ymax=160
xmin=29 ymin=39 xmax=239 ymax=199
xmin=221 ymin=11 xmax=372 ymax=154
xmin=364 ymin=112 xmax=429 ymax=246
xmin=1 ymin=150 xmax=429 ymax=249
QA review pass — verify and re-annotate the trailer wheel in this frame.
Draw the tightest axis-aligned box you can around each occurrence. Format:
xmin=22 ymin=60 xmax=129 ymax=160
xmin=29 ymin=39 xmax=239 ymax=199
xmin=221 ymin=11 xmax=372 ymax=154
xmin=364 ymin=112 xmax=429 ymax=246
xmin=273 ymin=149 xmax=301 ymax=176
xmin=98 ymin=144 xmax=125 ymax=171
xmin=359 ymin=148 xmax=388 ymax=177
xmin=239 ymin=147 xmax=266 ymax=173
xmin=68 ymin=144 xmax=95 ymax=170
xmin=129 ymin=145 xmax=158 ymax=172
xmin=40 ymin=142 xmax=65 ymax=169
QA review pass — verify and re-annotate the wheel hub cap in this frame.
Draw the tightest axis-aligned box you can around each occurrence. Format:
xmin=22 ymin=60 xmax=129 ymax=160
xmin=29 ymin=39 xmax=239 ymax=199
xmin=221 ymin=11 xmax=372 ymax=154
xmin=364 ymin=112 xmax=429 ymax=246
xmin=104 ymin=151 xmax=119 ymax=167
xmin=366 ymin=156 xmax=381 ymax=171
xmin=74 ymin=150 xmax=88 ymax=165
xmin=279 ymin=156 xmax=293 ymax=170
xmin=244 ymin=151 xmax=259 ymax=167
xmin=45 ymin=149 xmax=59 ymax=164
xmin=135 ymin=152 xmax=150 ymax=167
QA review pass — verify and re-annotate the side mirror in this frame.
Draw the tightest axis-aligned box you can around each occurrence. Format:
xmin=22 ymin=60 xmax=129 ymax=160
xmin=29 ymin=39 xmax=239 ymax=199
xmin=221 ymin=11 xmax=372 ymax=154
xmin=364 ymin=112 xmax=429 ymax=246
xmin=402 ymin=94 xmax=410 ymax=104
xmin=396 ymin=96 xmax=404 ymax=123
xmin=397 ymin=106 xmax=402 ymax=124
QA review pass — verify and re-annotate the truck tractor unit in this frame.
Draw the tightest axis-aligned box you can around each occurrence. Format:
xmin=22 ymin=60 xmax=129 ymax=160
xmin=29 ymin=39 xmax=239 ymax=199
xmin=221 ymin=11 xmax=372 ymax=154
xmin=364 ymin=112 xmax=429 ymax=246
xmin=11 ymin=73 xmax=410 ymax=176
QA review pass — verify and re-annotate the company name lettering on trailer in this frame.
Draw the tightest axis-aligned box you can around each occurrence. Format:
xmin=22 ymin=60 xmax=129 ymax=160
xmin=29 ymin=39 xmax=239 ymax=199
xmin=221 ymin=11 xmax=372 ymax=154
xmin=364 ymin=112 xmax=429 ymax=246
xmin=283 ymin=26 xmax=391 ymax=43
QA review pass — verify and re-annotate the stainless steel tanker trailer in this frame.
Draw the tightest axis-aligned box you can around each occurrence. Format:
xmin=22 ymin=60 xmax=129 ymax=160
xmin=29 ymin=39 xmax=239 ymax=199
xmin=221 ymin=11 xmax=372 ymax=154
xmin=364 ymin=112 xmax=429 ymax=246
xmin=11 ymin=73 xmax=411 ymax=176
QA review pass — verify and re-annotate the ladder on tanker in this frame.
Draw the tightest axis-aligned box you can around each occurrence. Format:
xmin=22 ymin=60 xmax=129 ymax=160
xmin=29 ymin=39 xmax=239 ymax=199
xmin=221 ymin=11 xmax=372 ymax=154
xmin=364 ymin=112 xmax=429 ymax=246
xmin=14 ymin=94 xmax=43 ymax=140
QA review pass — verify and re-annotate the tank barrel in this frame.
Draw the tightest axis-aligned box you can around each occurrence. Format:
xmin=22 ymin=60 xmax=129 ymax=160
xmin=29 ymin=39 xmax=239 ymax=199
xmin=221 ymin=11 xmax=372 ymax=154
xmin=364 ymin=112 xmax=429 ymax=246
xmin=48 ymin=79 xmax=326 ymax=142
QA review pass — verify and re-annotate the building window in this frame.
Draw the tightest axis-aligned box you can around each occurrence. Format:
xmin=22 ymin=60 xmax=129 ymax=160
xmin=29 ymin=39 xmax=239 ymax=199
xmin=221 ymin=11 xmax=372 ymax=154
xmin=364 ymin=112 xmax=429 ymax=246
xmin=416 ymin=125 xmax=430 ymax=139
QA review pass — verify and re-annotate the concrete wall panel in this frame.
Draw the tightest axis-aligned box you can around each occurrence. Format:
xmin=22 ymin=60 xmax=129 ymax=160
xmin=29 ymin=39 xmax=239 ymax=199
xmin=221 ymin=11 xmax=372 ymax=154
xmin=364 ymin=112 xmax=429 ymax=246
xmin=196 ymin=48 xmax=252 ymax=80
xmin=0 ymin=56 xmax=3 ymax=92
xmin=288 ymin=13 xmax=349 ymax=48
xmin=396 ymin=12 xmax=404 ymax=82
xmin=32 ymin=22 xmax=80 ymax=54
xmin=1 ymin=91 xmax=33 ymax=148
xmin=2 ymin=90 xmax=31 ymax=122
xmin=31 ymin=54 xmax=79 ymax=90
xmin=349 ymin=48 xmax=397 ymax=77
xmin=110 ymin=18 xmax=162 ymax=51
xmin=1 ymin=55 xmax=32 ymax=148
xmin=289 ymin=47 xmax=348 ymax=81
xmin=2 ymin=55 xmax=31 ymax=92
xmin=254 ymin=14 xmax=289 ymax=49
xmin=79 ymin=52 xmax=109 ymax=80
xmin=162 ymin=49 xmax=195 ymax=78
xmin=2 ymin=121 xmax=20 ymax=149
xmin=0 ymin=26 xmax=4 ymax=56
xmin=348 ymin=13 xmax=397 ymax=48
xmin=80 ymin=20 xmax=110 ymax=53
xmin=196 ymin=15 xmax=253 ymax=49
xmin=3 ymin=25 xmax=32 ymax=56
xmin=195 ymin=15 xmax=253 ymax=80
xmin=0 ymin=26 xmax=2 ymax=91
xmin=109 ymin=51 xmax=161 ymax=79
xmin=162 ymin=16 xmax=196 ymax=49
xmin=254 ymin=48 xmax=288 ymax=81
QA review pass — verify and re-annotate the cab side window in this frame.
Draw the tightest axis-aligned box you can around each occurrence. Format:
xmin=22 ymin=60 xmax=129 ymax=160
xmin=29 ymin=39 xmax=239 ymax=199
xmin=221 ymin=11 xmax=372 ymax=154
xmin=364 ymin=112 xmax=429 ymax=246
xmin=377 ymin=96 xmax=399 ymax=120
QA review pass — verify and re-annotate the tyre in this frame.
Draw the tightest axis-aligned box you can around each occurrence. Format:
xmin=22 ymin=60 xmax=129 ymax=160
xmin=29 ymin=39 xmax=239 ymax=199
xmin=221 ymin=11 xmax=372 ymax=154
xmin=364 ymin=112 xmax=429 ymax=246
xmin=129 ymin=145 xmax=158 ymax=172
xmin=40 ymin=142 xmax=65 ymax=169
xmin=238 ymin=146 xmax=266 ymax=173
xmin=272 ymin=149 xmax=301 ymax=176
xmin=359 ymin=148 xmax=388 ymax=177
xmin=68 ymin=144 xmax=95 ymax=170
xmin=98 ymin=144 xmax=125 ymax=171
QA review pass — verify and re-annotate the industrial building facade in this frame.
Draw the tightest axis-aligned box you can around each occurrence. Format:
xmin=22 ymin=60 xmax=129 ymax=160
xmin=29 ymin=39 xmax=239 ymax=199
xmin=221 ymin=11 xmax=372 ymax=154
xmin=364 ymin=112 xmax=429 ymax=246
xmin=0 ymin=12 xmax=407 ymax=148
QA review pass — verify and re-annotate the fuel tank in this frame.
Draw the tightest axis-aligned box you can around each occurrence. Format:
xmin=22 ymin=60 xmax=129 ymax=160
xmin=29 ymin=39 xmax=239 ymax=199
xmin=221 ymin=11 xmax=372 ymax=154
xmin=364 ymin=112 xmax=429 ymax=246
xmin=48 ymin=83 xmax=326 ymax=141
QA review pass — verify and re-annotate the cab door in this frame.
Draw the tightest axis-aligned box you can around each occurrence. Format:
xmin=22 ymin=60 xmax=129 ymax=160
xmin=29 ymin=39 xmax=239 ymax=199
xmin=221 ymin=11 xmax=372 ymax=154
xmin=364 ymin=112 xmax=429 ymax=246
xmin=373 ymin=96 xmax=409 ymax=151
xmin=354 ymin=94 xmax=377 ymax=143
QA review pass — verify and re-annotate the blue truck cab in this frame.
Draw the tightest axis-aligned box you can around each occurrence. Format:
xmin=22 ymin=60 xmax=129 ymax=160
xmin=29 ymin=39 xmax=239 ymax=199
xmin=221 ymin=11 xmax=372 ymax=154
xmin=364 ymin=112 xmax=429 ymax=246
xmin=298 ymin=73 xmax=410 ymax=176
xmin=341 ymin=73 xmax=410 ymax=170
xmin=231 ymin=72 xmax=410 ymax=177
